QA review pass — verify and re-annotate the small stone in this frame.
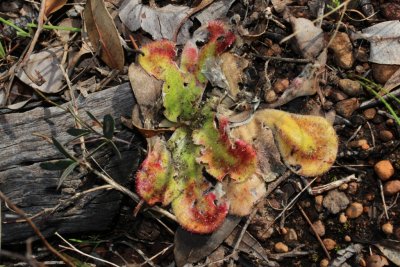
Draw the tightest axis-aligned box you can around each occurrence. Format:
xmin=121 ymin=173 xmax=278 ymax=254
xmin=284 ymin=228 xmax=298 ymax=243
xmin=274 ymin=242 xmax=289 ymax=253
xmin=374 ymin=160 xmax=395 ymax=181
xmin=335 ymin=98 xmax=359 ymax=118
xmin=379 ymin=130 xmax=394 ymax=142
xmin=346 ymin=202 xmax=363 ymax=218
xmin=355 ymin=65 xmax=365 ymax=74
xmin=363 ymin=108 xmax=376 ymax=120
xmin=338 ymin=79 xmax=362 ymax=96
xmin=366 ymin=254 xmax=389 ymax=267
xmin=329 ymin=32 xmax=354 ymax=69
xmin=280 ymin=227 xmax=288 ymax=235
xmin=372 ymin=64 xmax=400 ymax=84
xmin=320 ymin=258 xmax=329 ymax=267
xmin=330 ymin=89 xmax=348 ymax=102
xmin=347 ymin=182 xmax=359 ymax=195
xmin=361 ymin=143 xmax=370 ymax=150
xmin=273 ymin=78 xmax=289 ymax=93
xmin=383 ymin=180 xmax=400 ymax=196
xmin=344 ymin=235 xmax=351 ymax=242
xmin=339 ymin=213 xmax=348 ymax=224
xmin=348 ymin=139 xmax=368 ymax=148
xmin=382 ymin=222 xmax=393 ymax=235
xmin=382 ymin=2 xmax=400 ymax=20
xmin=339 ymin=183 xmax=348 ymax=191
xmin=322 ymin=238 xmax=337 ymax=251
xmin=312 ymin=220 xmax=325 ymax=237
xmin=264 ymin=90 xmax=277 ymax=103
xmin=386 ymin=119 xmax=395 ymax=127
xmin=323 ymin=190 xmax=350 ymax=214
xmin=359 ymin=258 xmax=367 ymax=267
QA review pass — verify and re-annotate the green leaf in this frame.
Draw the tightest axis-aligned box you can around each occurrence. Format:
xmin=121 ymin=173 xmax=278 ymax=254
xmin=86 ymin=111 xmax=102 ymax=125
xmin=40 ymin=159 xmax=75 ymax=170
xmin=67 ymin=128 xmax=91 ymax=137
xmin=52 ymin=137 xmax=75 ymax=160
xmin=103 ymin=114 xmax=115 ymax=139
xmin=58 ymin=162 xmax=79 ymax=189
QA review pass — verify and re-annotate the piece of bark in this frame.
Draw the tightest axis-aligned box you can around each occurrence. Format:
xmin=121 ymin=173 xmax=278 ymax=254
xmin=0 ymin=83 xmax=140 ymax=244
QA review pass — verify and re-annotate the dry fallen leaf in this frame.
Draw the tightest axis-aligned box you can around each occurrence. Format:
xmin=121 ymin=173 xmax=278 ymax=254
xmin=128 ymin=63 xmax=163 ymax=127
xmin=16 ymin=46 xmax=65 ymax=93
xmin=290 ymin=16 xmax=324 ymax=60
xmin=84 ymin=0 xmax=124 ymax=70
xmin=119 ymin=0 xmax=192 ymax=45
xmin=45 ymin=0 xmax=67 ymax=17
xmin=220 ymin=52 xmax=249 ymax=99
xmin=352 ymin=20 xmax=400 ymax=65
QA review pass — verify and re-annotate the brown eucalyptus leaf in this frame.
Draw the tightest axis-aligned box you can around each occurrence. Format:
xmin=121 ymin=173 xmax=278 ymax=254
xmin=220 ymin=53 xmax=249 ymax=99
xmin=16 ymin=46 xmax=65 ymax=93
xmin=84 ymin=0 xmax=124 ymax=70
xmin=45 ymin=0 xmax=67 ymax=16
xmin=128 ymin=63 xmax=163 ymax=127
xmin=174 ymin=215 xmax=241 ymax=267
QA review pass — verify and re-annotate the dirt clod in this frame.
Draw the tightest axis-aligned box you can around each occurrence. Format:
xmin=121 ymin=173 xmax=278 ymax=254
xmin=274 ymin=242 xmax=289 ymax=253
xmin=338 ymin=79 xmax=362 ymax=96
xmin=363 ymin=108 xmax=376 ymax=120
xmin=374 ymin=160 xmax=395 ymax=181
xmin=329 ymin=32 xmax=354 ymax=69
xmin=379 ymin=130 xmax=394 ymax=142
xmin=335 ymin=98 xmax=359 ymax=118
xmin=345 ymin=202 xmax=363 ymax=219
xmin=312 ymin=220 xmax=325 ymax=237
xmin=383 ymin=180 xmax=400 ymax=195
xmin=323 ymin=190 xmax=350 ymax=214
xmin=322 ymin=238 xmax=336 ymax=251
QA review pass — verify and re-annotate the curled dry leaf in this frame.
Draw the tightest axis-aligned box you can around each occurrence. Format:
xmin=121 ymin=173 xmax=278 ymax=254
xmin=128 ymin=63 xmax=163 ymax=127
xmin=119 ymin=0 xmax=192 ymax=44
xmin=253 ymin=109 xmax=338 ymax=177
xmin=45 ymin=0 xmax=67 ymax=17
xmin=220 ymin=52 xmax=249 ymax=98
xmin=290 ymin=17 xmax=324 ymax=60
xmin=84 ymin=0 xmax=124 ymax=70
xmin=16 ymin=46 xmax=65 ymax=93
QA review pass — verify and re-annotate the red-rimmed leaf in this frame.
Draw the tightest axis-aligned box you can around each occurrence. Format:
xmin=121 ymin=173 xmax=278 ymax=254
xmin=138 ymin=40 xmax=178 ymax=80
xmin=192 ymin=107 xmax=257 ymax=182
xmin=172 ymin=180 xmax=229 ymax=234
xmin=135 ymin=137 xmax=177 ymax=206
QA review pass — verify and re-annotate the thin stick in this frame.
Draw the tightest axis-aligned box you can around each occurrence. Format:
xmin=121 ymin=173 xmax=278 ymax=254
xmin=378 ymin=179 xmax=389 ymax=220
xmin=253 ymin=54 xmax=312 ymax=64
xmin=19 ymin=0 xmax=47 ymax=68
xmin=56 ymin=232 xmax=119 ymax=267
xmin=139 ymin=244 xmax=173 ymax=267
xmin=0 ymin=191 xmax=75 ymax=267
xmin=298 ymin=204 xmax=331 ymax=260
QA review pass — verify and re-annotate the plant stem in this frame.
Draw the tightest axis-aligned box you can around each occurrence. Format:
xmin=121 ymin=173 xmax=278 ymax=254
xmin=27 ymin=22 xmax=81 ymax=32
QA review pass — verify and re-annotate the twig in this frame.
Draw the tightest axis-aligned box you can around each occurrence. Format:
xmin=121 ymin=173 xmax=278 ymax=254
xmin=0 ymin=191 xmax=75 ymax=267
xmin=307 ymin=174 xmax=358 ymax=195
xmin=56 ymin=232 xmax=119 ymax=267
xmin=298 ymin=204 xmax=331 ymax=260
xmin=359 ymin=88 xmax=400 ymax=109
xmin=18 ymin=0 xmax=46 ymax=69
xmin=135 ymin=247 xmax=157 ymax=267
xmin=253 ymin=54 xmax=312 ymax=64
xmin=139 ymin=244 xmax=173 ymax=267
xmin=267 ymin=245 xmax=310 ymax=260
xmin=378 ymin=179 xmax=389 ymax=220
xmin=366 ymin=121 xmax=376 ymax=148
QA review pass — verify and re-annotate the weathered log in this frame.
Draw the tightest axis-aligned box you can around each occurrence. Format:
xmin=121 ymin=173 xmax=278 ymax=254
xmin=0 ymin=83 xmax=141 ymax=244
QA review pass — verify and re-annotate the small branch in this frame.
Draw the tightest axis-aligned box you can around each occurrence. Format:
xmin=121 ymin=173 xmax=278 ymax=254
xmin=378 ymin=179 xmax=389 ymax=220
xmin=56 ymin=232 xmax=119 ymax=267
xmin=307 ymin=174 xmax=358 ymax=195
xmin=298 ymin=204 xmax=331 ymax=260
xmin=0 ymin=191 xmax=75 ymax=267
